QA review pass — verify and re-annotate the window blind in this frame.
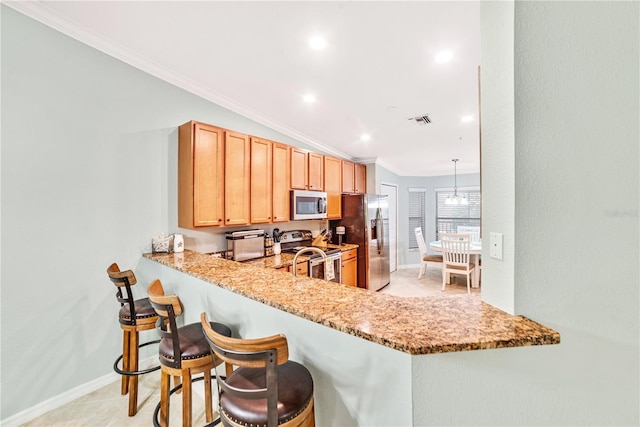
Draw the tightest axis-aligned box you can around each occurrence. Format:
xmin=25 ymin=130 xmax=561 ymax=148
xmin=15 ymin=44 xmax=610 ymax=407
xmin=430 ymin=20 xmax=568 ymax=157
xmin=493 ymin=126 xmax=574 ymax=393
xmin=435 ymin=189 xmax=481 ymax=240
xmin=408 ymin=189 xmax=425 ymax=249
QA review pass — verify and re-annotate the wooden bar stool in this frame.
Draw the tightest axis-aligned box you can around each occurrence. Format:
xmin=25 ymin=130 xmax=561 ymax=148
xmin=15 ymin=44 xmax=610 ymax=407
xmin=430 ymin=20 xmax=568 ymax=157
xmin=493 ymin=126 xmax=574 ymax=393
xmin=147 ymin=279 xmax=232 ymax=427
xmin=201 ymin=312 xmax=315 ymax=427
xmin=106 ymin=263 xmax=161 ymax=416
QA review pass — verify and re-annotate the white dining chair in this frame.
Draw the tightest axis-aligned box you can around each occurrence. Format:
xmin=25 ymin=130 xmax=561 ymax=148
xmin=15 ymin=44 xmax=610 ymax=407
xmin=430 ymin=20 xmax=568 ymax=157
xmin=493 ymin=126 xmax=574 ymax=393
xmin=414 ymin=227 xmax=442 ymax=279
xmin=440 ymin=233 xmax=476 ymax=293
xmin=456 ymin=226 xmax=481 ymax=242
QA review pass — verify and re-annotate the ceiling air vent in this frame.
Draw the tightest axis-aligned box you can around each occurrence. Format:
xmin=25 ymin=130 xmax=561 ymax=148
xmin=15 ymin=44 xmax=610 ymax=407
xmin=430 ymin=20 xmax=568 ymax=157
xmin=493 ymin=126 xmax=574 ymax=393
xmin=409 ymin=114 xmax=431 ymax=125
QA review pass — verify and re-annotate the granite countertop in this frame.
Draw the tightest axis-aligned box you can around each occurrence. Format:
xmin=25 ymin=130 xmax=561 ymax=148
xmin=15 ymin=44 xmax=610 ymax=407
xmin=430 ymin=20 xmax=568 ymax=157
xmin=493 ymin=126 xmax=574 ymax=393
xmin=144 ymin=250 xmax=560 ymax=355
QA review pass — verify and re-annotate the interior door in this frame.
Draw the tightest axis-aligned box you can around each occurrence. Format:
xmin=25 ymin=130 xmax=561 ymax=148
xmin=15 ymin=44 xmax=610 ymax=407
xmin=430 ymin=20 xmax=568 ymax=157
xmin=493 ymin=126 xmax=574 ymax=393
xmin=381 ymin=183 xmax=398 ymax=272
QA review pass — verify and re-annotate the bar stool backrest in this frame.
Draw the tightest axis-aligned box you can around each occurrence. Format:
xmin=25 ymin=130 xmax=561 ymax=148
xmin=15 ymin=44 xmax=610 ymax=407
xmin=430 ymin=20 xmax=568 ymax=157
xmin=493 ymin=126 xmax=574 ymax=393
xmin=107 ymin=263 xmax=139 ymax=326
xmin=147 ymin=279 xmax=186 ymax=369
xmin=201 ymin=313 xmax=289 ymax=427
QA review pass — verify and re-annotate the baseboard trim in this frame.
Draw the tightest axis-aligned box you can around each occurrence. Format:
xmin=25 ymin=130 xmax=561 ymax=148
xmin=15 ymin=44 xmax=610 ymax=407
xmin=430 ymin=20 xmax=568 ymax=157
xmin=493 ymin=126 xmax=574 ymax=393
xmin=1 ymin=356 xmax=157 ymax=426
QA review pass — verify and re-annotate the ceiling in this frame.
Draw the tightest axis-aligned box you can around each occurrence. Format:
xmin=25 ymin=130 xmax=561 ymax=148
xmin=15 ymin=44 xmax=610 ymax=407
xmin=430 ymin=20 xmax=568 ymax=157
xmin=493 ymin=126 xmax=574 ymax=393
xmin=8 ymin=1 xmax=481 ymax=177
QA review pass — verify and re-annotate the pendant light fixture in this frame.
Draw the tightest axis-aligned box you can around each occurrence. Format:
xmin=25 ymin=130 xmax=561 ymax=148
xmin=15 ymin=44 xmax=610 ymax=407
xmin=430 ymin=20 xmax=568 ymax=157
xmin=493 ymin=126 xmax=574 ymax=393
xmin=445 ymin=159 xmax=468 ymax=205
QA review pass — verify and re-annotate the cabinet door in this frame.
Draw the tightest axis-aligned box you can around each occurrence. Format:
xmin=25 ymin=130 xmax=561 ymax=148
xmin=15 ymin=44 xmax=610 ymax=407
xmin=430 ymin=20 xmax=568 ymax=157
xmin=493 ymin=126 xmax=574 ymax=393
xmin=341 ymin=249 xmax=358 ymax=287
xmin=294 ymin=261 xmax=308 ymax=276
xmin=225 ymin=131 xmax=251 ymax=226
xmin=354 ymin=163 xmax=367 ymax=194
xmin=290 ymin=148 xmax=308 ymax=190
xmin=250 ymin=137 xmax=272 ymax=223
xmin=324 ymin=156 xmax=342 ymax=219
xmin=341 ymin=160 xmax=355 ymax=193
xmin=286 ymin=262 xmax=308 ymax=276
xmin=272 ymin=142 xmax=291 ymax=222
xmin=178 ymin=121 xmax=224 ymax=228
xmin=308 ymin=152 xmax=324 ymax=191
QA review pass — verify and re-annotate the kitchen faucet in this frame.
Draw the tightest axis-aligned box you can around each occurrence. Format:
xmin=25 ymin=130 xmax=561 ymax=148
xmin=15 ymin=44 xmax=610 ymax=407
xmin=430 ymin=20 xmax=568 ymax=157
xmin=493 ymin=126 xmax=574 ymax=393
xmin=292 ymin=247 xmax=327 ymax=277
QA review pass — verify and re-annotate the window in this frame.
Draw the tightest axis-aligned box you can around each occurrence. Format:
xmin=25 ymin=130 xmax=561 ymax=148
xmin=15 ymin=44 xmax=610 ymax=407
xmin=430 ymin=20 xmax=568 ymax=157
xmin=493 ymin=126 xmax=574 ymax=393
xmin=435 ymin=188 xmax=481 ymax=240
xmin=408 ymin=188 xmax=425 ymax=249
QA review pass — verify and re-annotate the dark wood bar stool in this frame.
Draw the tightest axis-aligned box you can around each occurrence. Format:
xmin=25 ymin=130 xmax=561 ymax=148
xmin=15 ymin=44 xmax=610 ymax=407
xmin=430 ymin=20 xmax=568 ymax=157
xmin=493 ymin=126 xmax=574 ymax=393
xmin=201 ymin=313 xmax=315 ymax=427
xmin=148 ymin=279 xmax=232 ymax=427
xmin=107 ymin=263 xmax=161 ymax=416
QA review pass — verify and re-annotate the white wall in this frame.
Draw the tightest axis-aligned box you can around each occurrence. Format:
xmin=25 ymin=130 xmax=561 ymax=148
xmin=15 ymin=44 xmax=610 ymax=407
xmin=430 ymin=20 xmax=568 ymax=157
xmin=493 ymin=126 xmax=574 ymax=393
xmin=479 ymin=0 xmax=516 ymax=313
xmin=464 ymin=1 xmax=637 ymax=424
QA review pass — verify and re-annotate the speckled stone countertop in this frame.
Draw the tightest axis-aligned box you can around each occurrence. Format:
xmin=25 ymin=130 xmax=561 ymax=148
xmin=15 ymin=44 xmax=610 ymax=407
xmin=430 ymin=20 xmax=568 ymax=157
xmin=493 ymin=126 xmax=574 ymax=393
xmin=143 ymin=250 xmax=560 ymax=355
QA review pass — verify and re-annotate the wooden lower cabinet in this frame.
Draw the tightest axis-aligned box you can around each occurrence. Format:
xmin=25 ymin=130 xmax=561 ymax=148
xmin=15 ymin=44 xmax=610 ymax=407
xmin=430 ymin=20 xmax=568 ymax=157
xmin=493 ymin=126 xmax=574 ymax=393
xmin=279 ymin=262 xmax=308 ymax=276
xmin=341 ymin=249 xmax=358 ymax=287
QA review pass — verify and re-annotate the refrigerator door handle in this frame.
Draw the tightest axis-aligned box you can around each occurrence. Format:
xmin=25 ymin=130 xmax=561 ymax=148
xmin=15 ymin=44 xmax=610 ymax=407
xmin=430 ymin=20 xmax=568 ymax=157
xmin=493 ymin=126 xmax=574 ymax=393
xmin=376 ymin=207 xmax=384 ymax=255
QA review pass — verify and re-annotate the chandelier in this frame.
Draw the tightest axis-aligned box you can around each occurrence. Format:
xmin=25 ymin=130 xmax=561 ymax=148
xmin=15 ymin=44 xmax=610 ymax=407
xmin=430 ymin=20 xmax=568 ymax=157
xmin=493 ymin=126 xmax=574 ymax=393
xmin=445 ymin=159 xmax=468 ymax=205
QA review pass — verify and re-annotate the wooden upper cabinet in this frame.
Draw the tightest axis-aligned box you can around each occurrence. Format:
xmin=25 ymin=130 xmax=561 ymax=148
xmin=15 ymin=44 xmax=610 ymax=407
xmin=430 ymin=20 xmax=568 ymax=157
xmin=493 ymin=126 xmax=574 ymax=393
xmin=308 ymin=152 xmax=324 ymax=191
xmin=290 ymin=147 xmax=308 ymax=190
xmin=342 ymin=160 xmax=367 ymax=194
xmin=324 ymin=156 xmax=342 ymax=219
xmin=178 ymin=119 xmax=363 ymax=228
xmin=341 ymin=160 xmax=355 ymax=193
xmin=178 ymin=121 xmax=225 ymax=228
xmin=272 ymin=142 xmax=291 ymax=222
xmin=224 ymin=130 xmax=251 ymax=226
xmin=354 ymin=163 xmax=367 ymax=194
xmin=250 ymin=137 xmax=272 ymax=224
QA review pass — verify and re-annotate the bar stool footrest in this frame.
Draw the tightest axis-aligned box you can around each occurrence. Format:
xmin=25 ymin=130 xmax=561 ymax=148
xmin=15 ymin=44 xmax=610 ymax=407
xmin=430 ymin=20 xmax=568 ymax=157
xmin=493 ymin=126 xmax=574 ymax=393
xmin=152 ymin=376 xmax=222 ymax=427
xmin=113 ymin=339 xmax=161 ymax=376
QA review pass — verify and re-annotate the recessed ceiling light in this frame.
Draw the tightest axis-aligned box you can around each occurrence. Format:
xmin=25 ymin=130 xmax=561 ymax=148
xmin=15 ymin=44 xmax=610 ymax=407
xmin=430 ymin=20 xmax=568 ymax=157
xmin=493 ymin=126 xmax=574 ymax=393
xmin=360 ymin=134 xmax=371 ymax=141
xmin=308 ymin=36 xmax=327 ymax=50
xmin=435 ymin=50 xmax=453 ymax=63
xmin=303 ymin=94 xmax=316 ymax=103
xmin=461 ymin=115 xmax=473 ymax=122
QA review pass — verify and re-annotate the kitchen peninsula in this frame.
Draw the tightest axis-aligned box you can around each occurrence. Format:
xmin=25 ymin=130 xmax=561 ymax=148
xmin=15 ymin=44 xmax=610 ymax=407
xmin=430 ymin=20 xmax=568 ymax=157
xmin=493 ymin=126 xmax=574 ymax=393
xmin=139 ymin=250 xmax=559 ymax=425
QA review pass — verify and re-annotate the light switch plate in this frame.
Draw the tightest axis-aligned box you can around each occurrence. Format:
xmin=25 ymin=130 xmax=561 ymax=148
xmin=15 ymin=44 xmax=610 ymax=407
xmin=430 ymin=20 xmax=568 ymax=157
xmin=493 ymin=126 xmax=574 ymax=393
xmin=490 ymin=232 xmax=503 ymax=260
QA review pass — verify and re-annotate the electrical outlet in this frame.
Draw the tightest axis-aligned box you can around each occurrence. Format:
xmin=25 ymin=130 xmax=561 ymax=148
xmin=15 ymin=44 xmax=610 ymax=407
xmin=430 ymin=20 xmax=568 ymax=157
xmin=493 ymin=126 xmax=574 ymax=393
xmin=490 ymin=232 xmax=503 ymax=260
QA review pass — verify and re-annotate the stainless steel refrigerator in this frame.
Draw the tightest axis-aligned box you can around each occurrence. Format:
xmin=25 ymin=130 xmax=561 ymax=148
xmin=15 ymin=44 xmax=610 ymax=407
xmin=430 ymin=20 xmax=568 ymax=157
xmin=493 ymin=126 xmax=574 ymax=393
xmin=330 ymin=194 xmax=390 ymax=291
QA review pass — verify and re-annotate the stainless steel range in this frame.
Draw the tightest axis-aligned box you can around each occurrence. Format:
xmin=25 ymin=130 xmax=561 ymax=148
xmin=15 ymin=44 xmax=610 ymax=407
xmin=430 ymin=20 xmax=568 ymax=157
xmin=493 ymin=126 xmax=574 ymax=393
xmin=279 ymin=230 xmax=342 ymax=283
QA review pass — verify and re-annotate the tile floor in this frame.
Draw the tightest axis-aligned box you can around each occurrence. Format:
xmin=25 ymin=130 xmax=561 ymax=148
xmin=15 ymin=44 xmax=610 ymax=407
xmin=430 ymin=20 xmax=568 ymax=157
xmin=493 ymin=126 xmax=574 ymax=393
xmin=19 ymin=266 xmax=479 ymax=426
xmin=380 ymin=265 xmax=481 ymax=297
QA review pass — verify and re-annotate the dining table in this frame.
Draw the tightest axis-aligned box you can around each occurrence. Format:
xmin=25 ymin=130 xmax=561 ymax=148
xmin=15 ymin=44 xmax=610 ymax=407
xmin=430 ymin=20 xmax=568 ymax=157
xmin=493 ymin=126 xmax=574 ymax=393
xmin=429 ymin=240 xmax=482 ymax=288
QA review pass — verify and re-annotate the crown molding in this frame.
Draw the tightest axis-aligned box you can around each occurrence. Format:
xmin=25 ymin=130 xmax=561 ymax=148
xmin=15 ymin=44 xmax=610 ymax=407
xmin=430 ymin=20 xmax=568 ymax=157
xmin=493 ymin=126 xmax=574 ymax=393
xmin=3 ymin=1 xmax=354 ymax=161
xmin=354 ymin=156 xmax=407 ymax=177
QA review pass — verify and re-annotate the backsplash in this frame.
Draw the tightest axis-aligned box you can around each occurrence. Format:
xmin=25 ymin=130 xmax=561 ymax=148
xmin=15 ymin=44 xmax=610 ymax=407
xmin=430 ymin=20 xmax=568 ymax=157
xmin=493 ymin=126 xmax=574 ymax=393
xmin=175 ymin=220 xmax=329 ymax=254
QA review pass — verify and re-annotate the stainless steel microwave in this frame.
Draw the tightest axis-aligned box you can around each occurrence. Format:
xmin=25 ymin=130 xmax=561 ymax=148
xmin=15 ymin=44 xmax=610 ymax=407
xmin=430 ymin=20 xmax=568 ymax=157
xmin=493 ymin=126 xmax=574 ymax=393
xmin=291 ymin=190 xmax=327 ymax=220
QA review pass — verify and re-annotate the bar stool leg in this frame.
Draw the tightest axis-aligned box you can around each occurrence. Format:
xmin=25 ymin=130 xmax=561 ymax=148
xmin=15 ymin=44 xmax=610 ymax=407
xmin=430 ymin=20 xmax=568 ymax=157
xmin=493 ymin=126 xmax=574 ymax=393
xmin=204 ymin=370 xmax=213 ymax=423
xmin=173 ymin=375 xmax=182 ymax=394
xmin=160 ymin=371 xmax=170 ymax=427
xmin=182 ymin=369 xmax=192 ymax=427
xmin=121 ymin=330 xmax=131 ymax=395
xmin=128 ymin=331 xmax=139 ymax=416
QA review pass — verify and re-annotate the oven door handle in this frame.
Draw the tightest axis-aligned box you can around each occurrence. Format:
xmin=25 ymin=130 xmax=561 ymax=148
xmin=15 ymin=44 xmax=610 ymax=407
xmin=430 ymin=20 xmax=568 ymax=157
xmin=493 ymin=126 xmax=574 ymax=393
xmin=309 ymin=254 xmax=341 ymax=267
